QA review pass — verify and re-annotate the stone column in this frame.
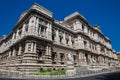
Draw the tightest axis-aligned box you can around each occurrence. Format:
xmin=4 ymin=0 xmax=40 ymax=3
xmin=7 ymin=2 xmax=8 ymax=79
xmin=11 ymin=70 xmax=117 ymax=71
xmin=35 ymin=18 xmax=39 ymax=35
xmin=68 ymin=35 xmax=72 ymax=46
xmin=62 ymin=33 xmax=66 ymax=44
xmin=48 ymin=46 xmax=51 ymax=56
xmin=57 ymin=52 xmax=60 ymax=65
xmin=12 ymin=48 xmax=16 ymax=57
xmin=12 ymin=33 xmax=15 ymax=40
xmin=16 ymin=44 xmax=22 ymax=64
xmin=12 ymin=33 xmax=15 ymax=43
xmin=22 ymin=23 xmax=26 ymax=36
xmin=55 ymin=29 xmax=59 ymax=43
xmin=44 ymin=27 xmax=46 ymax=37
xmin=38 ymin=26 xmax=41 ymax=35
xmin=73 ymin=22 xmax=76 ymax=30
xmin=25 ymin=42 xmax=28 ymax=53
xmin=16 ymin=29 xmax=19 ymax=39
xmin=46 ymin=23 xmax=52 ymax=40
xmin=9 ymin=50 xmax=11 ymax=58
xmin=18 ymin=44 xmax=22 ymax=55
xmin=45 ymin=45 xmax=52 ymax=64
xmin=46 ymin=45 xmax=49 ymax=55
xmin=84 ymin=26 xmax=88 ymax=33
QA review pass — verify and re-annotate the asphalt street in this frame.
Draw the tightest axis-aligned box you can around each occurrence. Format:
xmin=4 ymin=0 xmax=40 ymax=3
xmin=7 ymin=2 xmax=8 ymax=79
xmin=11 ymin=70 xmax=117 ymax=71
xmin=0 ymin=71 xmax=120 ymax=80
xmin=66 ymin=71 xmax=120 ymax=80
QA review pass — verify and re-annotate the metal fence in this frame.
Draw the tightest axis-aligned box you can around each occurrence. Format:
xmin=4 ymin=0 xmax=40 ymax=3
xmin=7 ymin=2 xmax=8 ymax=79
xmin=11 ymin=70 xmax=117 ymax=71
xmin=0 ymin=68 xmax=120 ymax=79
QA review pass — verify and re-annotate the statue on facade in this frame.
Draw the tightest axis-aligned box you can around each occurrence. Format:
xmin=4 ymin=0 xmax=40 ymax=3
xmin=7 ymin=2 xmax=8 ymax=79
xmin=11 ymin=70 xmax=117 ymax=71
xmin=67 ymin=52 xmax=74 ymax=64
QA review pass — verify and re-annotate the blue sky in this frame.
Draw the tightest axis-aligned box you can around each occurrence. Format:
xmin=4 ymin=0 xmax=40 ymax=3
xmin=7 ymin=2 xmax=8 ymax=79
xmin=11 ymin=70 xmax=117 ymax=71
xmin=0 ymin=0 xmax=120 ymax=52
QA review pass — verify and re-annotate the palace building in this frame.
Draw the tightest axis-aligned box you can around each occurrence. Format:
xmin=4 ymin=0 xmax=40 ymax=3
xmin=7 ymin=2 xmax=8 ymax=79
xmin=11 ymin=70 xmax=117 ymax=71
xmin=0 ymin=3 xmax=118 ymax=72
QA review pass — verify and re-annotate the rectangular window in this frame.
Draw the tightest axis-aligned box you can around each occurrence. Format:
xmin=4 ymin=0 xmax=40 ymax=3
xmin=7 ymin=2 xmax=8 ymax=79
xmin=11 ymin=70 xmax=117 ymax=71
xmin=60 ymin=37 xmax=62 ymax=43
xmin=38 ymin=51 xmax=42 ymax=59
xmin=66 ymin=39 xmax=69 ymax=44
xmin=52 ymin=35 xmax=55 ymax=40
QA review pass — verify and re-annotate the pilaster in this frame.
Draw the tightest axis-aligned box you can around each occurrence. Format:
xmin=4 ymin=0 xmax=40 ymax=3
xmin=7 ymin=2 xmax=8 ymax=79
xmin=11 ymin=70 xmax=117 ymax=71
xmin=12 ymin=48 xmax=16 ymax=57
xmin=16 ymin=29 xmax=19 ymax=39
xmin=21 ymin=23 xmax=26 ymax=37
xmin=44 ymin=45 xmax=52 ymax=64
xmin=18 ymin=44 xmax=22 ymax=55
xmin=8 ymin=50 xmax=11 ymax=58
xmin=55 ymin=29 xmax=59 ymax=43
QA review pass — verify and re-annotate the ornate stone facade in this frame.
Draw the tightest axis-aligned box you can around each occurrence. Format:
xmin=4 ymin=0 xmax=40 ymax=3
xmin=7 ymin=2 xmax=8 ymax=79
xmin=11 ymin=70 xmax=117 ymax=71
xmin=0 ymin=3 xmax=118 ymax=72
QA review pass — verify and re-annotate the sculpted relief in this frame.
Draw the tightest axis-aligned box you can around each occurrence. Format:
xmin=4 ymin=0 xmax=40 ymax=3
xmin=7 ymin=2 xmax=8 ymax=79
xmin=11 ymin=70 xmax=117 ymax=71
xmin=67 ymin=52 xmax=74 ymax=65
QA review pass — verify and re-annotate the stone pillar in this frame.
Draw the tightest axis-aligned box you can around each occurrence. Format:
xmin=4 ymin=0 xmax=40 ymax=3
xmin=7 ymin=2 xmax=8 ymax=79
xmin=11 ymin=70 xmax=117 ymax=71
xmin=68 ymin=35 xmax=72 ymax=46
xmin=16 ymin=29 xmax=19 ymax=39
xmin=57 ymin=53 xmax=60 ymax=65
xmin=12 ymin=33 xmax=15 ymax=43
xmin=62 ymin=33 xmax=66 ymax=44
xmin=18 ymin=44 xmax=22 ymax=55
xmin=9 ymin=50 xmax=11 ymax=58
xmin=12 ymin=48 xmax=16 ymax=57
xmin=44 ymin=27 xmax=46 ymax=37
xmin=31 ymin=43 xmax=34 ymax=52
xmin=73 ymin=22 xmax=76 ymax=30
xmin=25 ymin=42 xmax=28 ymax=53
xmin=84 ymin=26 xmax=88 ymax=33
xmin=55 ymin=29 xmax=59 ymax=43
xmin=88 ymin=30 xmax=91 ymax=36
xmin=46 ymin=45 xmax=49 ymax=55
xmin=35 ymin=18 xmax=39 ymax=35
xmin=46 ymin=23 xmax=52 ymax=40
xmin=16 ymin=44 xmax=22 ymax=64
xmin=44 ymin=45 xmax=52 ymax=64
xmin=12 ymin=33 xmax=15 ymax=40
xmin=48 ymin=46 xmax=51 ymax=56
xmin=38 ymin=26 xmax=41 ymax=35
xmin=22 ymin=23 xmax=26 ymax=36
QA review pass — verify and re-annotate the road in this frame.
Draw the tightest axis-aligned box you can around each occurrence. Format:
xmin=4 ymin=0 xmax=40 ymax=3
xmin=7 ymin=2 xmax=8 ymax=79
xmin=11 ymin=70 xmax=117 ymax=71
xmin=0 ymin=71 xmax=119 ymax=80
xmin=66 ymin=71 xmax=120 ymax=80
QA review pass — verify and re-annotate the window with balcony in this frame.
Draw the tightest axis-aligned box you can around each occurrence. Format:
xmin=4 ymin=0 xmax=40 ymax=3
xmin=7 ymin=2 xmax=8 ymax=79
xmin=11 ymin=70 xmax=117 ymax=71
xmin=41 ymin=26 xmax=45 ymax=36
xmin=38 ymin=26 xmax=45 ymax=37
